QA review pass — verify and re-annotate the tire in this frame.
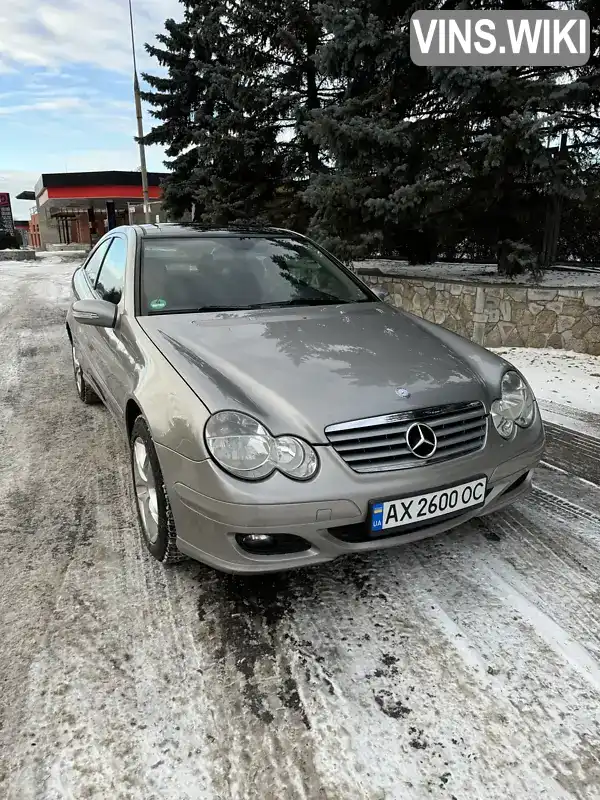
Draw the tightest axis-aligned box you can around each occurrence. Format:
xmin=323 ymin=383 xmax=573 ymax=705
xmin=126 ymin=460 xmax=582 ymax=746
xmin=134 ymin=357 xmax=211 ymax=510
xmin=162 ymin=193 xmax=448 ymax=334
xmin=130 ymin=416 xmax=183 ymax=564
xmin=71 ymin=342 xmax=100 ymax=405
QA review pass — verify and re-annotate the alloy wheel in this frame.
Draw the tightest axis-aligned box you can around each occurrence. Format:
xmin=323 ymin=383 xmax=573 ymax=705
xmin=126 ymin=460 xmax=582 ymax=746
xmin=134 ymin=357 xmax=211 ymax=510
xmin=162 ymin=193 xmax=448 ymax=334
xmin=133 ymin=437 xmax=160 ymax=544
xmin=72 ymin=344 xmax=83 ymax=394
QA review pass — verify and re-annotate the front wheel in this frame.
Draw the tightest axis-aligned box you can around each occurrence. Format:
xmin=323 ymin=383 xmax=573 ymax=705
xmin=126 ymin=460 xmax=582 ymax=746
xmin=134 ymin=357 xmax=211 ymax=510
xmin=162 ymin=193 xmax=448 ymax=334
xmin=130 ymin=416 xmax=183 ymax=564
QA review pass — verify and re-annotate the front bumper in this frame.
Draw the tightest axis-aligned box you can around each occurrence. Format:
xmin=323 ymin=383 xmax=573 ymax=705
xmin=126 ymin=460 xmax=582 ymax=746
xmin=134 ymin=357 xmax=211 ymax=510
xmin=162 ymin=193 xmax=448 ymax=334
xmin=156 ymin=417 xmax=545 ymax=574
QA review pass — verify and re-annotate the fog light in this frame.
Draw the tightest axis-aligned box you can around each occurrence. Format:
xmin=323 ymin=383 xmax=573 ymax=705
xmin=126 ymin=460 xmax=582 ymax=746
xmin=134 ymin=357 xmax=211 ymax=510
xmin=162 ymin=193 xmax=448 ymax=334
xmin=237 ymin=534 xmax=276 ymax=552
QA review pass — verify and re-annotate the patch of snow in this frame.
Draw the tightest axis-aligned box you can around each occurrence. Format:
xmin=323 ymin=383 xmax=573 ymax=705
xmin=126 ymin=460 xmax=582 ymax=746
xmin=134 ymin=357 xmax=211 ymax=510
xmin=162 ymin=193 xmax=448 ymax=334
xmin=493 ymin=348 xmax=600 ymax=415
xmin=484 ymin=556 xmax=600 ymax=693
xmin=0 ymin=259 xmax=41 ymax=271
xmin=355 ymin=259 xmax=600 ymax=288
xmin=29 ymin=278 xmax=71 ymax=303
xmin=0 ymin=259 xmax=75 ymax=319
xmin=538 ymin=402 xmax=600 ymax=439
xmin=37 ymin=249 xmax=87 ymax=259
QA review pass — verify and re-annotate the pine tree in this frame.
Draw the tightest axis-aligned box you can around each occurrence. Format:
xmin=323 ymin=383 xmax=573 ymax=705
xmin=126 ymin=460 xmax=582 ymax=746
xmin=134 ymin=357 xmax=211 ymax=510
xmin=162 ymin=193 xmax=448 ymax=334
xmin=434 ymin=0 xmax=600 ymax=273
xmin=304 ymin=0 xmax=461 ymax=263
xmin=306 ymin=0 xmax=600 ymax=272
xmin=141 ymin=2 xmax=282 ymax=224
xmin=143 ymin=0 xmax=600 ymax=272
xmin=140 ymin=13 xmax=206 ymax=218
xmin=142 ymin=0 xmax=341 ymax=227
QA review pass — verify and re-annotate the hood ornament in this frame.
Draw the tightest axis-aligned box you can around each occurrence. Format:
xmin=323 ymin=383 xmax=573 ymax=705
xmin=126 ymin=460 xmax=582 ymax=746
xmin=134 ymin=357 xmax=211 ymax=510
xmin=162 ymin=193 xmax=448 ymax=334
xmin=395 ymin=387 xmax=410 ymax=399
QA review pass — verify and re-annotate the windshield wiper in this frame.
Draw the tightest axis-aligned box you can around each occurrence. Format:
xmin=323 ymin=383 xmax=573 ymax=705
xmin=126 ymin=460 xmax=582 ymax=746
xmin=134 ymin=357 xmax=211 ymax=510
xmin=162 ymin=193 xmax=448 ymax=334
xmin=249 ymin=297 xmax=349 ymax=308
xmin=149 ymin=305 xmax=258 ymax=314
xmin=149 ymin=297 xmax=355 ymax=315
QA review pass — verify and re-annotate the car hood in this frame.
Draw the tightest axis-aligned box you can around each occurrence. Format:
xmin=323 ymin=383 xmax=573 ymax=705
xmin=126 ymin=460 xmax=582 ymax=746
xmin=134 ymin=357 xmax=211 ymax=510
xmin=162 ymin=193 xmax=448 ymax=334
xmin=138 ymin=303 xmax=490 ymax=444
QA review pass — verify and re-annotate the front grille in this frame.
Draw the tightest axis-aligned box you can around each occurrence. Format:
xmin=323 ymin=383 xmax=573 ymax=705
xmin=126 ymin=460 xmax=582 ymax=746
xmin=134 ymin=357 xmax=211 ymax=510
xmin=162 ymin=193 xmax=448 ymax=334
xmin=325 ymin=401 xmax=488 ymax=473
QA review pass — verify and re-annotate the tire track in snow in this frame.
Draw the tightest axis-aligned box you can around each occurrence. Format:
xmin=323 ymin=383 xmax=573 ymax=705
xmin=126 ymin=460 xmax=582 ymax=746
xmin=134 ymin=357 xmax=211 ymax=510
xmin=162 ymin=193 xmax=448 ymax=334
xmin=532 ymin=485 xmax=600 ymax=527
xmin=12 ymin=413 xmax=219 ymax=799
xmin=401 ymin=524 xmax=600 ymax=799
xmin=0 ymin=283 xmax=105 ymax=795
xmin=535 ymin=466 xmax=600 ymax=517
xmin=270 ymin=472 xmax=600 ymax=800
xmin=483 ymin=506 xmax=600 ymax=638
xmin=544 ymin=422 xmax=600 ymax=486
xmin=512 ymin=486 xmax=600 ymax=581
xmin=274 ymin=544 xmax=577 ymax=799
xmin=475 ymin=480 xmax=600 ymax=668
xmin=193 ymin=572 xmax=343 ymax=800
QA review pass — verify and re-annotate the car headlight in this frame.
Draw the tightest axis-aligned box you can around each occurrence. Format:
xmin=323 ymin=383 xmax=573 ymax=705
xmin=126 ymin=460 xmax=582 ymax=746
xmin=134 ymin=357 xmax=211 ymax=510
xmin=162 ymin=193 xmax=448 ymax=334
xmin=204 ymin=411 xmax=319 ymax=481
xmin=491 ymin=370 xmax=536 ymax=439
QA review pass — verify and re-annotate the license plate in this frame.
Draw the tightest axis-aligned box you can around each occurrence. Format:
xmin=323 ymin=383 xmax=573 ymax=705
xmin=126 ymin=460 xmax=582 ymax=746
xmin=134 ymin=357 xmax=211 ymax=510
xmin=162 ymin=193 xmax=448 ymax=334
xmin=370 ymin=477 xmax=487 ymax=533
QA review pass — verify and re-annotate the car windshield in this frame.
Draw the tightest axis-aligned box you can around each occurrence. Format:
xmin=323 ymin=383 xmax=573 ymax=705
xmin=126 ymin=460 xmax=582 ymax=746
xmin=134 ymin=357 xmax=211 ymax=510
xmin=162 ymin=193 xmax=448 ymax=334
xmin=140 ymin=236 xmax=373 ymax=314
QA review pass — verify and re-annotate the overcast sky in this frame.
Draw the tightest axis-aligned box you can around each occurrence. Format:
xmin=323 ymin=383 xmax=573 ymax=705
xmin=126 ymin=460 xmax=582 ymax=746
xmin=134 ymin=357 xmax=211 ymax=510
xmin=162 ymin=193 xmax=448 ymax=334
xmin=0 ymin=0 xmax=180 ymax=218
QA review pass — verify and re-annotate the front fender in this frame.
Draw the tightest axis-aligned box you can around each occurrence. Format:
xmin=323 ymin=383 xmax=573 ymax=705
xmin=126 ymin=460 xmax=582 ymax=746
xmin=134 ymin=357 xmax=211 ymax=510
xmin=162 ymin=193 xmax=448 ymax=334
xmin=131 ymin=324 xmax=212 ymax=463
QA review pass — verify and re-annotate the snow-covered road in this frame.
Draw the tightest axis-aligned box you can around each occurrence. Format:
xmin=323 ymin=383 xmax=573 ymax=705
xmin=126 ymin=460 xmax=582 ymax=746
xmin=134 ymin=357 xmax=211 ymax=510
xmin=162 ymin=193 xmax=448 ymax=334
xmin=1 ymin=258 xmax=600 ymax=800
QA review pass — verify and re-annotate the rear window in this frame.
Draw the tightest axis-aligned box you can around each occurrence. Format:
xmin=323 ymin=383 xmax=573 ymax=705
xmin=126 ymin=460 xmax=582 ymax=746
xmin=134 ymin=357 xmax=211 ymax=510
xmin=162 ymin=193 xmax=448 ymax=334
xmin=140 ymin=236 xmax=371 ymax=314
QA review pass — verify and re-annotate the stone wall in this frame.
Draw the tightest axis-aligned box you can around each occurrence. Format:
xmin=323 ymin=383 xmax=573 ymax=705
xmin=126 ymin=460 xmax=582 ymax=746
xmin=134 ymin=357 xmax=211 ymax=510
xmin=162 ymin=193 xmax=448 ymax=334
xmin=357 ymin=269 xmax=600 ymax=356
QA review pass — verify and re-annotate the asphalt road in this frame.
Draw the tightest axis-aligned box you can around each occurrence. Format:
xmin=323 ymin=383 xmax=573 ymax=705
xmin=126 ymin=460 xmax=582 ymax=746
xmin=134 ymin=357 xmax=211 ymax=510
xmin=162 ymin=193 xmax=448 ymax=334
xmin=1 ymin=258 xmax=600 ymax=800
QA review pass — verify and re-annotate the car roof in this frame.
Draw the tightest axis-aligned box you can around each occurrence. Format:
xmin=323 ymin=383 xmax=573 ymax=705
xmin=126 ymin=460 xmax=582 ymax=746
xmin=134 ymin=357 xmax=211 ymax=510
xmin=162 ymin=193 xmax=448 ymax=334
xmin=130 ymin=223 xmax=303 ymax=239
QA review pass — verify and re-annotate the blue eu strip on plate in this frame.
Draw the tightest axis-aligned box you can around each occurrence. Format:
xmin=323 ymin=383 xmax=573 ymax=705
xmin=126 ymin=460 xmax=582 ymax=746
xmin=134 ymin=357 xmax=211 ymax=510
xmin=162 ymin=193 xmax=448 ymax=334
xmin=371 ymin=503 xmax=384 ymax=531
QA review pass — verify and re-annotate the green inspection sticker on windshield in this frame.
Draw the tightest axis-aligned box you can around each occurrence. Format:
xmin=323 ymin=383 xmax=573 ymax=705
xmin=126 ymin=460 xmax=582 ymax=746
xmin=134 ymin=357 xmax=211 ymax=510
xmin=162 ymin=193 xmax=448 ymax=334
xmin=149 ymin=298 xmax=167 ymax=311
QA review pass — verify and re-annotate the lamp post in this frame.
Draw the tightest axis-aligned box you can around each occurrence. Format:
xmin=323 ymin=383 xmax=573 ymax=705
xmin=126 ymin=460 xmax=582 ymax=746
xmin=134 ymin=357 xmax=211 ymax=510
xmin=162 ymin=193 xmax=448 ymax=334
xmin=128 ymin=0 xmax=151 ymax=224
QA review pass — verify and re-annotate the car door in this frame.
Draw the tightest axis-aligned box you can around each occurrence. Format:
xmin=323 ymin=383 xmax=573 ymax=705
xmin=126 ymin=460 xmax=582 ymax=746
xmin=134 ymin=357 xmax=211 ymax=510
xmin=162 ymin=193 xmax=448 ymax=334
xmin=72 ymin=238 xmax=113 ymax=389
xmin=92 ymin=234 xmax=133 ymax=419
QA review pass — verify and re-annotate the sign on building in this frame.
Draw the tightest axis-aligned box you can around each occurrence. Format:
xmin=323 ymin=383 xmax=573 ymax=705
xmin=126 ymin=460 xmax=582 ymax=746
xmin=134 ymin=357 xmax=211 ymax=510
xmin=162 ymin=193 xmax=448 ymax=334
xmin=0 ymin=193 xmax=15 ymax=235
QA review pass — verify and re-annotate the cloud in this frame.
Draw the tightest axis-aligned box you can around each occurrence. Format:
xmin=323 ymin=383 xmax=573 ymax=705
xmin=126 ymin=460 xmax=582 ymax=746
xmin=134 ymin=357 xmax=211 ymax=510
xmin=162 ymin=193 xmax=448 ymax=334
xmin=0 ymin=97 xmax=83 ymax=115
xmin=0 ymin=79 xmax=144 ymax=133
xmin=0 ymin=0 xmax=181 ymax=74
xmin=0 ymin=1 xmax=175 ymax=214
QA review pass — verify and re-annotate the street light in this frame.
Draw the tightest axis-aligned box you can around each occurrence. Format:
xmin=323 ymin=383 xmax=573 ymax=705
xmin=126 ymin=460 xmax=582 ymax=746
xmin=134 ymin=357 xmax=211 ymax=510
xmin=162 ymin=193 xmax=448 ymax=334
xmin=128 ymin=0 xmax=151 ymax=224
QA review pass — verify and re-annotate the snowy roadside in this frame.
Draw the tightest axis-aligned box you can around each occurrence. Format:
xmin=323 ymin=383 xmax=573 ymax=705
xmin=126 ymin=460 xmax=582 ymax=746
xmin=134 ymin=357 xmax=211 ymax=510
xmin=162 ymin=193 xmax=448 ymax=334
xmin=355 ymin=259 xmax=600 ymax=287
xmin=0 ymin=258 xmax=75 ymax=314
xmin=493 ymin=347 xmax=599 ymax=414
xmin=493 ymin=347 xmax=600 ymax=437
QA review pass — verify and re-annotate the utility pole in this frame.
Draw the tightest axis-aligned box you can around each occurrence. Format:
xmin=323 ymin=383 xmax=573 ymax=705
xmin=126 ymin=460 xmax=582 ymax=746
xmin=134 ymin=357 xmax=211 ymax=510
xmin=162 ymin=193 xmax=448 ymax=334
xmin=128 ymin=0 xmax=151 ymax=224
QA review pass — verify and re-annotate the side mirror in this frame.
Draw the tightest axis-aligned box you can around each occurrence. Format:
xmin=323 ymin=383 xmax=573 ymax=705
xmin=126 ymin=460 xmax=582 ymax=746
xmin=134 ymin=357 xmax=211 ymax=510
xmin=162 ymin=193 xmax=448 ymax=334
xmin=72 ymin=299 xmax=117 ymax=328
xmin=373 ymin=288 xmax=387 ymax=302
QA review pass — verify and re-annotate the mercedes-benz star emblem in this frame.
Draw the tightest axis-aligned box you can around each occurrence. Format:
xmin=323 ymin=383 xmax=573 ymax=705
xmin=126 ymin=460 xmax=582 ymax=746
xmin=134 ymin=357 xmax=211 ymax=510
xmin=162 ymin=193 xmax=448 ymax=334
xmin=405 ymin=422 xmax=437 ymax=459
xmin=395 ymin=387 xmax=410 ymax=399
